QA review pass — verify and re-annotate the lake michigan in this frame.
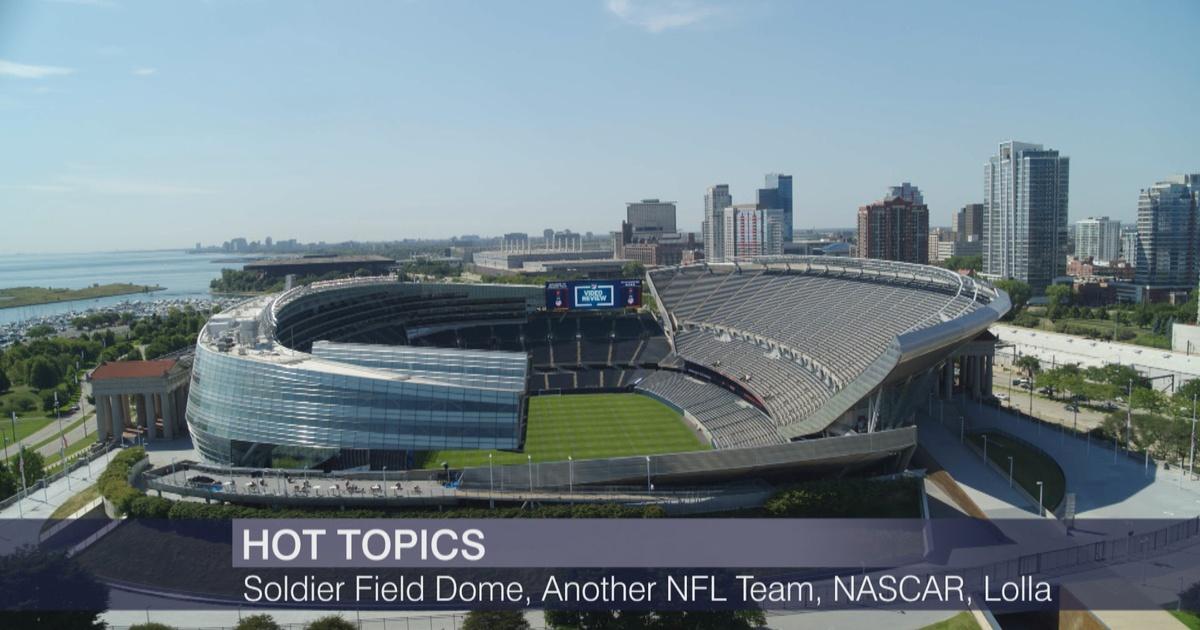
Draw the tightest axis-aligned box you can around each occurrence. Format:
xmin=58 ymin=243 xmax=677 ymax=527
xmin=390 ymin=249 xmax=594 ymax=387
xmin=0 ymin=250 xmax=233 ymax=325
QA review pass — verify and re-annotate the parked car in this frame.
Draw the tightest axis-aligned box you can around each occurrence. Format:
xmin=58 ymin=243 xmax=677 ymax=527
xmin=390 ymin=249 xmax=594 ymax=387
xmin=995 ymin=393 xmax=1009 ymax=401
xmin=1065 ymin=403 xmax=1079 ymax=412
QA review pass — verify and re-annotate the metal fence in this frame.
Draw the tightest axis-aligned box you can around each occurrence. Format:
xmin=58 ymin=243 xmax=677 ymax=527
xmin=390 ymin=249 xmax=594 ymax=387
xmin=109 ymin=612 xmax=549 ymax=630
xmin=144 ymin=427 xmax=915 ymax=499
xmin=0 ymin=440 xmax=120 ymax=511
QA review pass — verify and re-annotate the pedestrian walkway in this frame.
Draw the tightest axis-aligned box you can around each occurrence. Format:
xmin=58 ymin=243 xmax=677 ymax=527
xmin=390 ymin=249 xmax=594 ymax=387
xmin=963 ymin=401 xmax=1200 ymax=519
xmin=0 ymin=448 xmax=116 ymax=529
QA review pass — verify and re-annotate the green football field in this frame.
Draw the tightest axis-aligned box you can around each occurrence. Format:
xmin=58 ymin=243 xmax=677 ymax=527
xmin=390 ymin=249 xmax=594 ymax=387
xmin=415 ymin=393 xmax=710 ymax=469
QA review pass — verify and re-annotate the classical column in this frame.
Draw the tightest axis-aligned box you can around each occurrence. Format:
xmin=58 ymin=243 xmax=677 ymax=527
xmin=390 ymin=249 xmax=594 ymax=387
xmin=971 ymin=355 xmax=982 ymax=400
xmin=113 ymin=394 xmax=129 ymax=441
xmin=95 ymin=395 xmax=111 ymax=442
xmin=138 ymin=393 xmax=151 ymax=442
xmin=985 ymin=355 xmax=994 ymax=396
xmin=175 ymin=385 xmax=188 ymax=432
xmin=942 ymin=360 xmax=953 ymax=400
xmin=162 ymin=391 xmax=176 ymax=440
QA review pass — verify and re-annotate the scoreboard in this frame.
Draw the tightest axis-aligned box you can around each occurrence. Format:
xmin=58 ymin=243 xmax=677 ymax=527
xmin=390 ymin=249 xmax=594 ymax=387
xmin=545 ymin=279 xmax=642 ymax=311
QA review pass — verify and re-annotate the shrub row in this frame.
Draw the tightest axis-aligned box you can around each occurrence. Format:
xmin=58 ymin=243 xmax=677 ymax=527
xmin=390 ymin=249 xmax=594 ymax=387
xmin=96 ymin=446 xmax=146 ymax=516
xmin=763 ymin=476 xmax=920 ymax=518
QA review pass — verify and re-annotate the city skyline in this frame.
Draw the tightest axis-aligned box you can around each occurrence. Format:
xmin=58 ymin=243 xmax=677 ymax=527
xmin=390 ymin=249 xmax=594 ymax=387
xmin=1 ymin=0 xmax=1197 ymax=253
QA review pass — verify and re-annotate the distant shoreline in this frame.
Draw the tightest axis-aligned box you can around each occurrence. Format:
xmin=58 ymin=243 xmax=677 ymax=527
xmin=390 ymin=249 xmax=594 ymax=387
xmin=0 ymin=283 xmax=166 ymax=310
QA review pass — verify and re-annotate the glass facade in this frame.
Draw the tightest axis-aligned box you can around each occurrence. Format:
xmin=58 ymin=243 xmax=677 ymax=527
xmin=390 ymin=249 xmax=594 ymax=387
xmin=187 ymin=333 xmax=526 ymax=469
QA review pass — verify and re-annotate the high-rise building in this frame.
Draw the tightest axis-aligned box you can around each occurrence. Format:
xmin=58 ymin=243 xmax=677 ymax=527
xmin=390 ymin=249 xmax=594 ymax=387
xmin=1073 ymin=217 xmax=1121 ymax=262
xmin=956 ymin=203 xmax=984 ymax=243
xmin=721 ymin=204 xmax=784 ymax=260
xmin=1133 ymin=175 xmax=1200 ymax=293
xmin=1120 ymin=225 xmax=1139 ymax=263
xmin=982 ymin=141 xmax=1070 ymax=295
xmin=625 ymin=199 xmax=677 ymax=242
xmin=703 ymin=184 xmax=733 ymax=262
xmin=757 ymin=173 xmax=793 ymax=241
xmin=857 ymin=198 xmax=929 ymax=264
xmin=927 ymin=228 xmax=955 ymax=263
xmin=502 ymin=232 xmax=530 ymax=252
xmin=886 ymin=182 xmax=924 ymax=205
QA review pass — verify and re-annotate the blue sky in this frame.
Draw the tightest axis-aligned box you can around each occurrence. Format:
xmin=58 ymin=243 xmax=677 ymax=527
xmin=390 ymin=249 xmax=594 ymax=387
xmin=1 ymin=0 xmax=1197 ymax=253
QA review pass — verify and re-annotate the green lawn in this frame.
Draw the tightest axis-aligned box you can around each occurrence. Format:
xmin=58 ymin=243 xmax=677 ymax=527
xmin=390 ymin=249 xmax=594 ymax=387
xmin=1021 ymin=314 xmax=1171 ymax=350
xmin=0 ymin=387 xmax=57 ymax=443
xmin=0 ymin=283 xmax=163 ymax=310
xmin=1173 ymin=610 xmax=1200 ymax=629
xmin=43 ymin=431 xmax=99 ymax=473
xmin=48 ymin=484 xmax=100 ymax=520
xmin=415 ymin=393 xmax=709 ymax=469
xmin=967 ymin=430 xmax=1067 ymax=512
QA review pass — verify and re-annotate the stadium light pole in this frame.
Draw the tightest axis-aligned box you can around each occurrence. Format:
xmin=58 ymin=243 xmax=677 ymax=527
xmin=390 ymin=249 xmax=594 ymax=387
xmin=1028 ymin=374 xmax=1034 ymax=420
xmin=527 ymin=455 xmax=533 ymax=492
xmin=1126 ymin=379 xmax=1133 ymax=452
xmin=1190 ymin=394 xmax=1197 ymax=479
xmin=382 ymin=466 xmax=387 ymax=498
xmin=568 ymin=455 xmax=574 ymax=496
xmin=645 ymin=456 xmax=652 ymax=492
xmin=1036 ymin=481 xmax=1044 ymax=517
xmin=488 ymin=453 xmax=494 ymax=509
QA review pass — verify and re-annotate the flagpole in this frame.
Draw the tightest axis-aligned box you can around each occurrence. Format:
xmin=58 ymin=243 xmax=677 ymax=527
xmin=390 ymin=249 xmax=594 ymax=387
xmin=18 ymin=447 xmax=28 ymax=505
xmin=56 ymin=391 xmax=71 ymax=490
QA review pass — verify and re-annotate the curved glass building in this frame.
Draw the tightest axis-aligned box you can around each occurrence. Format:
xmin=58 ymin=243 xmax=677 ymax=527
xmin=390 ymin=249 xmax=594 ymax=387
xmin=186 ymin=279 xmax=540 ymax=469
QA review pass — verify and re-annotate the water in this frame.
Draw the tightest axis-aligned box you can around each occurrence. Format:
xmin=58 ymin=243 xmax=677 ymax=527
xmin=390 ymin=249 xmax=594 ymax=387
xmin=0 ymin=250 xmax=234 ymax=325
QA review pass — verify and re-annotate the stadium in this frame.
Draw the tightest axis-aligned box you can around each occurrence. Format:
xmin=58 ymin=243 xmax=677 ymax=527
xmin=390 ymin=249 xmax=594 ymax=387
xmin=184 ymin=256 xmax=1009 ymax=488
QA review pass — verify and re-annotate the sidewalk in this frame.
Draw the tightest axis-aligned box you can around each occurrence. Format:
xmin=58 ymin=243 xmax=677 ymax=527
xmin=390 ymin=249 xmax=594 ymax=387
xmin=963 ymin=402 xmax=1200 ymax=519
xmin=0 ymin=448 xmax=116 ymax=528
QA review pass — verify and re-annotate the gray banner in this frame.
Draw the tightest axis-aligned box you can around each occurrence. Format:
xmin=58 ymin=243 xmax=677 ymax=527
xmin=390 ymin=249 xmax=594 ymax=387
xmin=232 ymin=518 xmax=939 ymax=568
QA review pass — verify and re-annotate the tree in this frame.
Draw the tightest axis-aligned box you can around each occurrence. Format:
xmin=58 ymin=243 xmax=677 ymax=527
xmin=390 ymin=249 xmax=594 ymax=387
xmin=1013 ymin=355 xmax=1041 ymax=380
xmin=0 ymin=461 xmax=17 ymax=498
xmin=16 ymin=448 xmax=46 ymax=485
xmin=304 ymin=617 xmax=357 ymax=630
xmin=621 ymin=261 xmax=647 ymax=278
xmin=463 ymin=610 xmax=530 ymax=630
xmin=1131 ymin=387 xmax=1169 ymax=415
xmin=1045 ymin=284 xmax=1073 ymax=320
xmin=1174 ymin=379 xmax=1200 ymax=407
xmin=0 ymin=546 xmax=108 ymax=630
xmin=129 ymin=624 xmax=176 ymax=630
xmin=941 ymin=255 xmax=983 ymax=272
xmin=0 ymin=368 xmax=10 ymax=394
xmin=994 ymin=279 xmax=1032 ymax=319
xmin=40 ymin=389 xmax=62 ymax=412
xmin=27 ymin=357 xmax=60 ymax=390
xmin=234 ymin=614 xmax=282 ymax=630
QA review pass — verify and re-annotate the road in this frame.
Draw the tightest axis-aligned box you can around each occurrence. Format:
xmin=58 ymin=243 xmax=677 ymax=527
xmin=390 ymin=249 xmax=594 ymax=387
xmin=991 ymin=361 xmax=1111 ymax=432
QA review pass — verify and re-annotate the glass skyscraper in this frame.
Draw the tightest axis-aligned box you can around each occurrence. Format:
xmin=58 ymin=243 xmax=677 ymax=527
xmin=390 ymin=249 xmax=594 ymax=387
xmin=982 ymin=141 xmax=1070 ymax=295
xmin=1134 ymin=175 xmax=1200 ymax=291
xmin=758 ymin=173 xmax=793 ymax=241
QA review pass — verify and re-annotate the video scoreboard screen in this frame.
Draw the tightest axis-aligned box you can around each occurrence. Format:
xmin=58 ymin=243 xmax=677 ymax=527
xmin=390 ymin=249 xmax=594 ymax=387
xmin=545 ymin=279 xmax=642 ymax=311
